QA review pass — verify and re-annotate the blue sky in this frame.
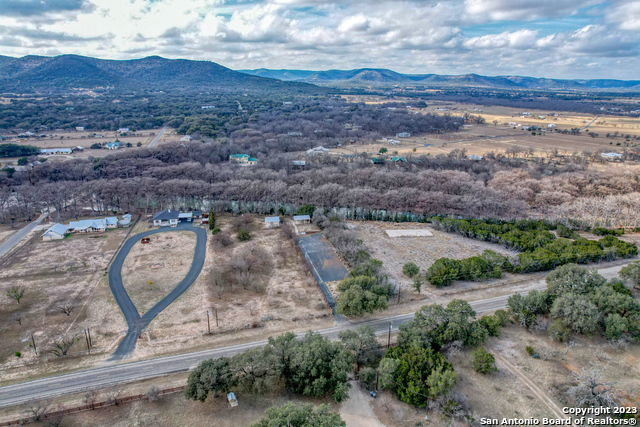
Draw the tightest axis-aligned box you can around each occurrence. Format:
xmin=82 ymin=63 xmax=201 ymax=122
xmin=0 ymin=0 xmax=639 ymax=79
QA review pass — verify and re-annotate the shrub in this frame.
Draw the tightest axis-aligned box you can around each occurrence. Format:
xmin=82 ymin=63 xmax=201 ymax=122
xmin=525 ymin=345 xmax=535 ymax=356
xmin=211 ymin=228 xmax=221 ymax=235
xmin=15 ymin=351 xmax=21 ymax=358
xmin=547 ymin=320 xmax=572 ymax=342
xmin=402 ymin=262 xmax=419 ymax=278
xmin=237 ymin=229 xmax=251 ymax=241
xmin=470 ymin=348 xmax=497 ymax=374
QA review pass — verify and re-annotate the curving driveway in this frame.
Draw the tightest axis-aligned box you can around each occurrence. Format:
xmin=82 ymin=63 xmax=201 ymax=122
xmin=109 ymin=223 xmax=207 ymax=359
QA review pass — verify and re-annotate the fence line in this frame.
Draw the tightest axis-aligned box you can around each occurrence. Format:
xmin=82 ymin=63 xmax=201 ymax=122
xmin=0 ymin=386 xmax=186 ymax=426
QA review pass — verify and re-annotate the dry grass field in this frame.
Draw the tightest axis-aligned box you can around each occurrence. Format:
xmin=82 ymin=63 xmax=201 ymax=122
xmin=0 ymin=227 xmax=128 ymax=383
xmin=335 ymin=96 xmax=640 ymax=160
xmin=131 ymin=214 xmax=333 ymax=360
xmin=449 ymin=323 xmax=640 ymax=420
xmin=352 ymin=221 xmax=518 ymax=301
xmin=121 ymin=231 xmax=197 ymax=313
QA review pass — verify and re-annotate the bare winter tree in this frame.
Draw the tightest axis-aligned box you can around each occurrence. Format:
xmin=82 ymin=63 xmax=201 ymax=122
xmin=569 ymin=365 xmax=622 ymax=408
xmin=82 ymin=390 xmax=100 ymax=409
xmin=59 ymin=304 xmax=75 ymax=316
xmin=144 ymin=386 xmax=161 ymax=402
xmin=26 ymin=400 xmax=50 ymax=421
xmin=46 ymin=336 xmax=77 ymax=357
xmin=245 ymin=302 xmax=258 ymax=316
xmin=105 ymin=389 xmax=123 ymax=406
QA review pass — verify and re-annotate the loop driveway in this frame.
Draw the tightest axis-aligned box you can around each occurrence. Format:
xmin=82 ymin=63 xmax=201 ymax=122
xmin=108 ymin=223 xmax=207 ymax=359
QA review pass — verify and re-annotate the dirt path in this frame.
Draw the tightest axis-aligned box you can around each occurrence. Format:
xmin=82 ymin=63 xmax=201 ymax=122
xmin=487 ymin=347 xmax=567 ymax=420
xmin=340 ymin=381 xmax=386 ymax=427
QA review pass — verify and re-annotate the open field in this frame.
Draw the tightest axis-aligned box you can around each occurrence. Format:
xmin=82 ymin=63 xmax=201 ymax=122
xmin=131 ymin=214 xmax=333 ymax=360
xmin=450 ymin=323 xmax=640 ymax=420
xmin=0 ymin=226 xmax=129 ymax=382
xmin=121 ymin=231 xmax=197 ymax=313
xmin=352 ymin=221 xmax=518 ymax=298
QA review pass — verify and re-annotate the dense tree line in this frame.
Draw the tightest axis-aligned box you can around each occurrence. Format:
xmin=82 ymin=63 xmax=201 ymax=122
xmin=186 ymin=331 xmax=353 ymax=403
xmin=426 ymin=218 xmax=637 ymax=286
xmin=507 ymin=264 xmax=640 ymax=341
xmin=0 ymin=144 xmax=39 ymax=158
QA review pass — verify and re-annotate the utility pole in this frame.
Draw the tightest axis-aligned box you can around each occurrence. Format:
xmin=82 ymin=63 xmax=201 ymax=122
xmin=215 ymin=308 xmax=218 ymax=327
xmin=31 ymin=334 xmax=37 ymax=355
xmin=86 ymin=327 xmax=92 ymax=347
xmin=387 ymin=322 xmax=391 ymax=349
xmin=206 ymin=310 xmax=211 ymax=334
xmin=84 ymin=328 xmax=91 ymax=354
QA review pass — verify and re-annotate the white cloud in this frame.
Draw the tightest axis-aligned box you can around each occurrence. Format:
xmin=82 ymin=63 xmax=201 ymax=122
xmin=0 ymin=0 xmax=637 ymax=79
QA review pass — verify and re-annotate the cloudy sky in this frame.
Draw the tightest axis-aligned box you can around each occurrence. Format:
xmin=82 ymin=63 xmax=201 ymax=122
xmin=0 ymin=0 xmax=639 ymax=79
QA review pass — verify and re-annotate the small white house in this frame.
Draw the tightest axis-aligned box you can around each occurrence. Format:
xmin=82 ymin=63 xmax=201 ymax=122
xmin=293 ymin=215 xmax=311 ymax=224
xmin=41 ymin=223 xmax=69 ymax=241
xmin=396 ymin=132 xmax=411 ymax=138
xmin=601 ymin=153 xmax=623 ymax=161
xmin=547 ymin=124 xmax=556 ymax=128
xmin=265 ymin=216 xmax=281 ymax=228
xmin=180 ymin=135 xmax=191 ymax=142
xmin=306 ymin=146 xmax=329 ymax=155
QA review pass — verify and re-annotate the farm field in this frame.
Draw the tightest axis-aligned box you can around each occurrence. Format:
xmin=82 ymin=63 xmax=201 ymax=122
xmin=334 ymin=97 xmax=640 ymax=160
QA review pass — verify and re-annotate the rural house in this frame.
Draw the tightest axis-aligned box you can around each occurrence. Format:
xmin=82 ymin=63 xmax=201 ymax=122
xmin=293 ymin=215 xmax=311 ymax=224
xmin=68 ymin=218 xmax=114 ymax=233
xmin=265 ymin=216 xmax=281 ymax=228
xmin=229 ymin=154 xmax=258 ymax=165
xmin=396 ymin=132 xmax=411 ymax=138
xmin=153 ymin=209 xmax=180 ymax=227
xmin=118 ymin=214 xmax=132 ymax=227
xmin=41 ymin=223 xmax=70 ymax=241
xmin=105 ymin=142 xmax=121 ymax=150
xmin=40 ymin=148 xmax=73 ymax=155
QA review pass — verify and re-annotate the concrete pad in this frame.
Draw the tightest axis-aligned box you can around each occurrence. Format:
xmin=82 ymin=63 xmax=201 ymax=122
xmin=385 ymin=229 xmax=433 ymax=237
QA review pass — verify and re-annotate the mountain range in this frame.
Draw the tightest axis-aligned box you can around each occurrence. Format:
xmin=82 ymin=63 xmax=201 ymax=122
xmin=0 ymin=55 xmax=638 ymax=93
xmin=0 ymin=55 xmax=315 ymax=93
xmin=240 ymin=68 xmax=640 ymax=91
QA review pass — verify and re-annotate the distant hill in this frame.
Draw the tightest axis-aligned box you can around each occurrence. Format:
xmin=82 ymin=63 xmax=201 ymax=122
xmin=0 ymin=55 xmax=318 ymax=94
xmin=240 ymin=68 xmax=640 ymax=91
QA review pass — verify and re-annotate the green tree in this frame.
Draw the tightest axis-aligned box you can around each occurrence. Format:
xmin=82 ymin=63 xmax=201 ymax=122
xmin=551 ymin=293 xmax=601 ymax=335
xmin=470 ymin=348 xmax=497 ymax=374
xmin=17 ymin=157 xmax=28 ymax=166
xmin=604 ymin=314 xmax=628 ymax=340
xmin=185 ymin=357 xmax=235 ymax=402
xmin=252 ymin=403 xmax=345 ymax=427
xmin=402 ymin=262 xmax=419 ymax=277
xmin=208 ymin=211 xmax=216 ymax=230
xmin=545 ymin=264 xmax=605 ymax=297
xmin=378 ymin=358 xmax=400 ymax=390
xmin=358 ymin=367 xmax=376 ymax=389
xmin=286 ymin=332 xmax=353 ymax=402
xmin=386 ymin=346 xmax=457 ymax=407
xmin=619 ymin=261 xmax=640 ymax=289
xmin=339 ymin=325 xmax=381 ymax=371
xmin=411 ymin=275 xmax=424 ymax=294
xmin=336 ymin=286 xmax=388 ymax=316
xmin=231 ymin=348 xmax=280 ymax=394
xmin=295 ymin=205 xmax=315 ymax=216
xmin=379 ymin=147 xmax=388 ymax=154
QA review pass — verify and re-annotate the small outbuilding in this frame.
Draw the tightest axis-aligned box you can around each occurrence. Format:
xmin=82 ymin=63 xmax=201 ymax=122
xmin=265 ymin=216 xmax=281 ymax=228
xmin=179 ymin=212 xmax=193 ymax=223
xmin=153 ymin=209 xmax=180 ymax=227
xmin=293 ymin=215 xmax=311 ymax=224
xmin=41 ymin=223 xmax=70 ymax=241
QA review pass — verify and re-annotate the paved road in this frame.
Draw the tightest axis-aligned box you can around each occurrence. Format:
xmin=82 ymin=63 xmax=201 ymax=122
xmin=297 ymin=233 xmax=349 ymax=313
xmin=0 ymin=212 xmax=48 ymax=260
xmin=109 ymin=223 xmax=207 ymax=359
xmin=148 ymin=127 xmax=167 ymax=148
xmin=0 ymin=263 xmax=627 ymax=408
